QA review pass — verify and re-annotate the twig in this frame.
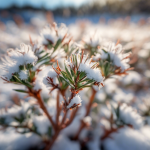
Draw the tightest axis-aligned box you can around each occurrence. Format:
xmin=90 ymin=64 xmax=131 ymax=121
xmin=73 ymin=87 xmax=96 ymax=140
xmin=68 ymin=92 xmax=75 ymax=103
xmin=56 ymin=91 xmax=60 ymax=126
xmin=65 ymin=107 xmax=78 ymax=127
xmin=33 ymin=90 xmax=56 ymax=131
xmin=45 ymin=129 xmax=60 ymax=150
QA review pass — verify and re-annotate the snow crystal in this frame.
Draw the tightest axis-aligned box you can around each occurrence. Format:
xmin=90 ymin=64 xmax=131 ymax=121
xmin=67 ymin=95 xmax=82 ymax=109
xmin=79 ymin=55 xmax=104 ymax=83
xmin=79 ymin=63 xmax=103 ymax=83
xmin=19 ymin=70 xmax=28 ymax=80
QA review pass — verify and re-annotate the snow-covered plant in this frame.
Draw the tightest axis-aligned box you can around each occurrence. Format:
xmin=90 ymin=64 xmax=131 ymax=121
xmin=114 ymin=103 xmax=143 ymax=129
xmin=82 ymin=35 xmax=133 ymax=79
xmin=0 ymin=22 xmax=139 ymax=150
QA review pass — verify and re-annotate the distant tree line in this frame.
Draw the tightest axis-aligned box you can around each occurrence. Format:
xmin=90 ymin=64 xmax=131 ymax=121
xmin=0 ymin=0 xmax=150 ymax=16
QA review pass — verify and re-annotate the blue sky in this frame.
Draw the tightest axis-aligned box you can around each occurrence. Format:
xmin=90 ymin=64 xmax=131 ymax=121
xmin=0 ymin=0 xmax=90 ymax=9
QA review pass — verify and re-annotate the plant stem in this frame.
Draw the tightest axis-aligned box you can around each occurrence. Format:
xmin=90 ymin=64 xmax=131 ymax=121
xmin=85 ymin=88 xmax=97 ymax=116
xmin=61 ymin=110 xmax=68 ymax=125
xmin=73 ymin=87 xmax=96 ymax=140
xmin=65 ymin=107 xmax=78 ymax=127
xmin=45 ymin=129 xmax=60 ymax=150
xmin=34 ymin=90 xmax=56 ymax=131
xmin=56 ymin=91 xmax=60 ymax=126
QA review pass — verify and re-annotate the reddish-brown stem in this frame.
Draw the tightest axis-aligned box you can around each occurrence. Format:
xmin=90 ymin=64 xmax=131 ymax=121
xmin=68 ymin=92 xmax=75 ymax=103
xmin=73 ymin=88 xmax=96 ymax=140
xmin=34 ymin=90 xmax=56 ymax=131
xmin=61 ymin=110 xmax=68 ymax=125
xmin=45 ymin=101 xmax=78 ymax=150
xmin=101 ymin=124 xmax=132 ymax=141
xmin=43 ymin=89 xmax=77 ymax=150
xmin=73 ymin=122 xmax=84 ymax=140
xmin=60 ymin=100 xmax=77 ymax=127
xmin=43 ymin=64 xmax=82 ymax=149
xmin=65 ymin=107 xmax=78 ymax=127
xmin=45 ymin=106 xmax=78 ymax=150
xmin=45 ymin=129 xmax=60 ymax=150
xmin=59 ymin=89 xmax=68 ymax=105
xmin=56 ymin=91 xmax=60 ymax=126
xmin=85 ymin=88 xmax=97 ymax=116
